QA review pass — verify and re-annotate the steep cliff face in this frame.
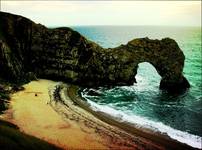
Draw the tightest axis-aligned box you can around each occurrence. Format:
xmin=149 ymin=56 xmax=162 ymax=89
xmin=0 ymin=12 xmax=190 ymax=92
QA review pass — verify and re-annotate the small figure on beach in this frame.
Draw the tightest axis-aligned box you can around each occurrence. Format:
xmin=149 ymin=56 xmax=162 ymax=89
xmin=35 ymin=93 xmax=37 ymax=97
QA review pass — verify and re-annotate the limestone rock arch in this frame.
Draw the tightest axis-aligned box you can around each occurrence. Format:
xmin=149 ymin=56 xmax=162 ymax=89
xmin=81 ymin=37 xmax=190 ymax=92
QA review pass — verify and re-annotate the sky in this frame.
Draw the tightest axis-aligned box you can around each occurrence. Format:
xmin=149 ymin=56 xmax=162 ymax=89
xmin=1 ymin=1 xmax=201 ymax=26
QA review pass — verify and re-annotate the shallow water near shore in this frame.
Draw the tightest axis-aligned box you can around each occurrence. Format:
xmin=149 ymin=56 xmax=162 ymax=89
xmin=72 ymin=26 xmax=202 ymax=148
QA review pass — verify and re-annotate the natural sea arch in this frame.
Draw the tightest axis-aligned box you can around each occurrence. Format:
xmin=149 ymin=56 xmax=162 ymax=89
xmin=80 ymin=38 xmax=190 ymax=93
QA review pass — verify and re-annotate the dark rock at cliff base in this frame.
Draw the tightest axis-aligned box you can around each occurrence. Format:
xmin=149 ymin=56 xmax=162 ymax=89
xmin=160 ymin=76 xmax=190 ymax=93
xmin=0 ymin=12 xmax=190 ymax=92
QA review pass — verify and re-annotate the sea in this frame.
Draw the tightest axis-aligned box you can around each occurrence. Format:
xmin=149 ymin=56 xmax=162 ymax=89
xmin=72 ymin=26 xmax=202 ymax=148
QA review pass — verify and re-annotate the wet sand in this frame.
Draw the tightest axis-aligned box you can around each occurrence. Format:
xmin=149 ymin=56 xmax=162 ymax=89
xmin=0 ymin=79 xmax=195 ymax=150
xmin=68 ymin=86 xmax=197 ymax=150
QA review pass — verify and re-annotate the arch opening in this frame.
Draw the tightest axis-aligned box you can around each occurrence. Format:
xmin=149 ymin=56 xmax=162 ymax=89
xmin=134 ymin=62 xmax=161 ymax=91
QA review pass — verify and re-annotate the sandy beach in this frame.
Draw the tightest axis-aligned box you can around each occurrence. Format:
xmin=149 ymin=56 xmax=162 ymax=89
xmin=1 ymin=80 xmax=108 ymax=149
xmin=0 ymin=79 xmax=195 ymax=150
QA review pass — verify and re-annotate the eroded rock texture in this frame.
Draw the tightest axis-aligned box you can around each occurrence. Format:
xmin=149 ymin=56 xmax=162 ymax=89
xmin=0 ymin=12 xmax=190 ymax=91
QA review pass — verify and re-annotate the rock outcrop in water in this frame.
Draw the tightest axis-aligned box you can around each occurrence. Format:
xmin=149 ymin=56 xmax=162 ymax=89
xmin=0 ymin=12 xmax=190 ymax=92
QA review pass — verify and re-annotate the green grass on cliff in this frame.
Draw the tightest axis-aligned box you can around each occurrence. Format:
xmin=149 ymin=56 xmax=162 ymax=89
xmin=0 ymin=79 xmax=11 ymax=113
xmin=0 ymin=119 xmax=60 ymax=150
xmin=0 ymin=92 xmax=10 ymax=113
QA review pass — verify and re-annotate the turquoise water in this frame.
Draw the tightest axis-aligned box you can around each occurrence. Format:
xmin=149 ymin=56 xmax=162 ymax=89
xmin=72 ymin=26 xmax=202 ymax=146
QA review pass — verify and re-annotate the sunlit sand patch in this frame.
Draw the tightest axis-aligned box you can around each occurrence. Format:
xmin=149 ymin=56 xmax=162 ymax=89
xmin=1 ymin=79 xmax=108 ymax=150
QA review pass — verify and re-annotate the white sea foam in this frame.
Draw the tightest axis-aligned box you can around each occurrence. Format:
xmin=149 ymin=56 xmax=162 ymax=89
xmin=81 ymin=92 xmax=202 ymax=149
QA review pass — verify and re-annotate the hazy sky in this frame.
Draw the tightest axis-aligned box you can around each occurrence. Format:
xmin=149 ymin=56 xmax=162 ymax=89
xmin=1 ymin=1 xmax=201 ymax=26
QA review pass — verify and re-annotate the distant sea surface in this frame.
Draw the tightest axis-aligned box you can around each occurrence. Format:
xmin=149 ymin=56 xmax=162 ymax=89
xmin=72 ymin=26 xmax=202 ymax=148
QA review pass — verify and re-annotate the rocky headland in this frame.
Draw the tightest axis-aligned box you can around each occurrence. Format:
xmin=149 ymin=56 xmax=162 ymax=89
xmin=0 ymin=11 xmax=190 ymax=92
